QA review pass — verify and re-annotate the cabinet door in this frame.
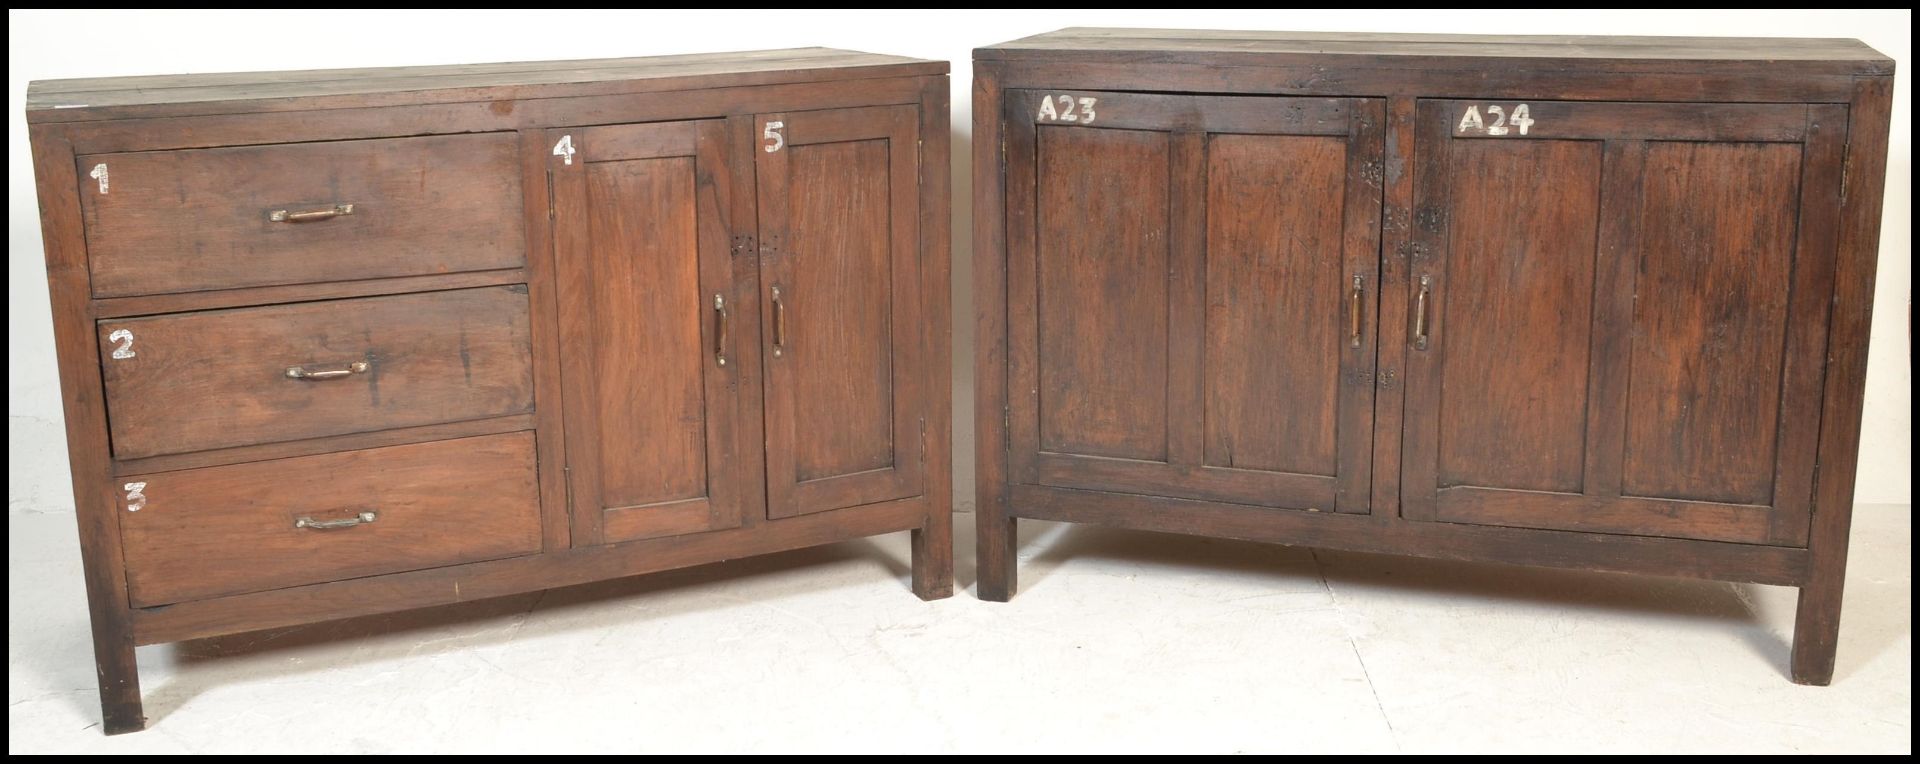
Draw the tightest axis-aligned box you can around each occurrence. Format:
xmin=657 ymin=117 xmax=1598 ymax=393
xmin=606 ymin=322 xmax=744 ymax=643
xmin=549 ymin=121 xmax=751 ymax=545
xmin=1402 ymin=100 xmax=1844 ymax=545
xmin=756 ymin=106 xmax=926 ymax=518
xmin=1005 ymin=91 xmax=1384 ymax=513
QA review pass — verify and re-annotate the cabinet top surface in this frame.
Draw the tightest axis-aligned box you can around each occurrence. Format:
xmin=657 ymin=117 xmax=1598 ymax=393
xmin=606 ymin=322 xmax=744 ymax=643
xmin=978 ymin=28 xmax=1894 ymax=75
xmin=26 ymin=47 xmax=947 ymax=123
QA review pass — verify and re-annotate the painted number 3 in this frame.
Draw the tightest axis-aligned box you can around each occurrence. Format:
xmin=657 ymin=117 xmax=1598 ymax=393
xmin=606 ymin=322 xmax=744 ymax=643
xmin=1037 ymin=94 xmax=1098 ymax=125
xmin=1458 ymin=104 xmax=1535 ymax=136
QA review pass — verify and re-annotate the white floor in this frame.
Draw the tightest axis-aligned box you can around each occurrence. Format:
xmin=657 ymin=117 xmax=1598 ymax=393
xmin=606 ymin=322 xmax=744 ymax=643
xmin=8 ymin=503 xmax=1910 ymax=753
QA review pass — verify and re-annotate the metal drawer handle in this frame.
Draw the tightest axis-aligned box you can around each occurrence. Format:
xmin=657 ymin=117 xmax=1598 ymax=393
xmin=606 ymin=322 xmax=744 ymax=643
xmin=286 ymin=361 xmax=370 ymax=380
xmin=770 ymin=285 xmax=788 ymax=357
xmin=269 ymin=203 xmax=355 ymax=223
xmin=295 ymin=511 xmax=377 ymax=530
xmin=713 ymin=294 xmax=730 ymax=367
xmin=1413 ymin=275 xmax=1432 ymax=351
xmin=1349 ymin=274 xmax=1365 ymax=348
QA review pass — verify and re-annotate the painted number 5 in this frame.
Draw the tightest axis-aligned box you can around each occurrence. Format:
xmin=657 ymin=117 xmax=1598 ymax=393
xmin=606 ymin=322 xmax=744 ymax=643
xmin=763 ymin=121 xmax=785 ymax=153
xmin=1036 ymin=94 xmax=1098 ymax=125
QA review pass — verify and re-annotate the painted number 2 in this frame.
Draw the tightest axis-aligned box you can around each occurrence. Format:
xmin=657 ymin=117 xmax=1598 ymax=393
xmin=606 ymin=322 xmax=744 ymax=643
xmin=1037 ymin=94 xmax=1098 ymax=125
xmin=1457 ymin=104 xmax=1535 ymax=136
xmin=108 ymin=328 xmax=136 ymax=360
xmin=763 ymin=121 xmax=785 ymax=153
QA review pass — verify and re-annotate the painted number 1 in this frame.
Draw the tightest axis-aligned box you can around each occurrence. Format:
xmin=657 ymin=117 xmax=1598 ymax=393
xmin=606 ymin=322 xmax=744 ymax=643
xmin=1037 ymin=94 xmax=1098 ymax=125
xmin=1457 ymin=104 xmax=1535 ymax=136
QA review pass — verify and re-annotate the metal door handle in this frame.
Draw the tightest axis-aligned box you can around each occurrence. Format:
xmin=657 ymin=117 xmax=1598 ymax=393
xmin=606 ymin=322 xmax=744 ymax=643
xmin=1413 ymin=275 xmax=1432 ymax=351
xmin=770 ymin=285 xmax=788 ymax=357
xmin=286 ymin=361 xmax=370 ymax=380
xmin=269 ymin=203 xmax=355 ymax=223
xmin=713 ymin=294 xmax=730 ymax=367
xmin=1350 ymin=274 xmax=1365 ymax=348
xmin=295 ymin=511 xmax=377 ymax=530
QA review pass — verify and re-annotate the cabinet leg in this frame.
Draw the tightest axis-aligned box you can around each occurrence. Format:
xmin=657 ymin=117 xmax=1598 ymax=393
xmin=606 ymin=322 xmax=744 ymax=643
xmin=1790 ymin=581 xmax=1844 ymax=686
xmin=93 ymin=627 xmax=145 ymax=734
xmin=911 ymin=510 xmax=954 ymax=601
xmin=976 ymin=511 xmax=1017 ymax=602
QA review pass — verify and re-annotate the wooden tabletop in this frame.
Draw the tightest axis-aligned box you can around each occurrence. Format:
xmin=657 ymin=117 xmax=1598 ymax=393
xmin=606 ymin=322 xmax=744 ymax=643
xmin=27 ymin=48 xmax=947 ymax=123
xmin=977 ymin=28 xmax=1895 ymax=76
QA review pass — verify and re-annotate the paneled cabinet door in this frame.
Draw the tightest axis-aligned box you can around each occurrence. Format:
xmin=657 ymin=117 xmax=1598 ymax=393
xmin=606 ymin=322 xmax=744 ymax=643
xmin=1004 ymin=91 xmax=1385 ymax=512
xmin=756 ymin=106 xmax=928 ymax=518
xmin=1401 ymin=100 xmax=1845 ymax=545
xmin=549 ymin=121 xmax=752 ymax=545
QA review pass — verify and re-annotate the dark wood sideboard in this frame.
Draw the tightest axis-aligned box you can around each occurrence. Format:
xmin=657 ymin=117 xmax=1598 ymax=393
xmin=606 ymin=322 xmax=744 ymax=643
xmin=27 ymin=48 xmax=953 ymax=734
xmin=972 ymin=28 xmax=1894 ymax=683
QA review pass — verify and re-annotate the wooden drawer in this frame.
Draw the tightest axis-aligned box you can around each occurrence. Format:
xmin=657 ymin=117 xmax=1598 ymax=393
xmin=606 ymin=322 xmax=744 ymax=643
xmin=119 ymin=432 xmax=541 ymax=607
xmin=77 ymin=133 xmax=524 ymax=298
xmin=100 ymin=286 xmax=534 ymax=460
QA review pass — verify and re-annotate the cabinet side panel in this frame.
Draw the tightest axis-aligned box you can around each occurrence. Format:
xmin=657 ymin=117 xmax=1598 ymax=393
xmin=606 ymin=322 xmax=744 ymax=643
xmin=1438 ymin=139 xmax=1601 ymax=493
xmin=1623 ymin=142 xmax=1800 ymax=505
xmin=586 ymin=157 xmax=708 ymax=507
xmin=788 ymin=139 xmax=895 ymax=481
xmin=1203 ymin=134 xmax=1345 ymax=476
xmin=1035 ymin=126 xmax=1171 ymax=461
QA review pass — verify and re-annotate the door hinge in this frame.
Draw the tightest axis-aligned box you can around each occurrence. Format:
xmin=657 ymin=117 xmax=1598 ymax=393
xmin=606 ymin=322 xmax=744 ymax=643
xmin=1003 ymin=406 xmax=1011 ymax=451
xmin=919 ymin=417 xmax=928 ymax=465
xmin=545 ymin=169 xmax=555 ymax=220
xmin=562 ymin=465 xmax=573 ymax=510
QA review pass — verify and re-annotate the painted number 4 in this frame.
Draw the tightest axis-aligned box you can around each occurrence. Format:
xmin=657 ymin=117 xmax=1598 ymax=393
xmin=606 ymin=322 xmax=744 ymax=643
xmin=1458 ymin=104 xmax=1535 ymax=136
xmin=1037 ymin=94 xmax=1098 ymax=125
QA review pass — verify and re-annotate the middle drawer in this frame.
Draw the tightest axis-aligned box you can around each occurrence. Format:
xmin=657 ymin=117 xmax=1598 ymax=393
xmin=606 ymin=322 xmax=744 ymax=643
xmin=99 ymin=285 xmax=534 ymax=460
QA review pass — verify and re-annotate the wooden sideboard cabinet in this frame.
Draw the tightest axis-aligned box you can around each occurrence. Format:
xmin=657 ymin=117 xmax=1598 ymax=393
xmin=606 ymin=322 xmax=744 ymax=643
xmin=972 ymin=29 xmax=1895 ymax=683
xmin=27 ymin=49 xmax=953 ymax=735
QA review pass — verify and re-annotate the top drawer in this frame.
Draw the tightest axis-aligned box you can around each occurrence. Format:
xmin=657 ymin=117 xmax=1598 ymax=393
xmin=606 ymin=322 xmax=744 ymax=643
xmin=76 ymin=133 xmax=525 ymax=298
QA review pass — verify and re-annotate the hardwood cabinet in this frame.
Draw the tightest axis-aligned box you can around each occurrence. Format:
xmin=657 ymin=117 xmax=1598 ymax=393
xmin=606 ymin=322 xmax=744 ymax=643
xmin=27 ymin=49 xmax=952 ymax=735
xmin=974 ymin=29 xmax=1894 ymax=684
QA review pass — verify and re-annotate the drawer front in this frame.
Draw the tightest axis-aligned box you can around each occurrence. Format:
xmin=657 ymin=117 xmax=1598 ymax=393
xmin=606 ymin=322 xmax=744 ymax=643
xmin=101 ymin=286 xmax=534 ymax=460
xmin=119 ymin=432 xmax=541 ymax=607
xmin=77 ymin=133 xmax=525 ymax=298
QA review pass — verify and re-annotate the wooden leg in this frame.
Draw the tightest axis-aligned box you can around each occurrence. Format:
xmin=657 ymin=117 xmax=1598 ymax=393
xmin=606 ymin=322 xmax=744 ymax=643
xmin=92 ymin=619 xmax=145 ymax=734
xmin=1791 ymin=553 xmax=1850 ymax=686
xmin=1790 ymin=585 xmax=1842 ymax=685
xmin=976 ymin=507 xmax=1017 ymax=602
xmin=911 ymin=510 xmax=953 ymax=601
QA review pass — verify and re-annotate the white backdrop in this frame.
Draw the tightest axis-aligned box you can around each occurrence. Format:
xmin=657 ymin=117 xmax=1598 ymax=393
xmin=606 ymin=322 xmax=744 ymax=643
xmin=8 ymin=10 xmax=1910 ymax=514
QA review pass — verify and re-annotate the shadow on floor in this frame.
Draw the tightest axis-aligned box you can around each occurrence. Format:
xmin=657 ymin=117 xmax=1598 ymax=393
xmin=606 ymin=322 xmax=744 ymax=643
xmin=990 ymin=517 xmax=1910 ymax=683
xmin=136 ymin=537 xmax=913 ymax=725
xmin=998 ymin=520 xmax=1791 ymax=666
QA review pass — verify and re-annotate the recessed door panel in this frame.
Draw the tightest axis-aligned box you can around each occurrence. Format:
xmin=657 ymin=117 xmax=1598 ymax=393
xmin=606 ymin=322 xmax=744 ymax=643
xmin=1036 ymin=126 xmax=1171 ymax=461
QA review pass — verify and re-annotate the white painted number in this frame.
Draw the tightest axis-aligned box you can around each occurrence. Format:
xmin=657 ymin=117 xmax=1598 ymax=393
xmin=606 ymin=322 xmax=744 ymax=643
xmin=108 ymin=328 xmax=135 ymax=360
xmin=1458 ymin=104 xmax=1535 ymax=136
xmin=1508 ymin=104 xmax=1534 ymax=135
xmin=124 ymin=482 xmax=147 ymax=512
xmin=1036 ymin=94 xmax=1098 ymax=125
xmin=552 ymin=134 xmax=575 ymax=166
xmin=763 ymin=121 xmax=785 ymax=153
xmin=89 ymin=163 xmax=109 ymax=194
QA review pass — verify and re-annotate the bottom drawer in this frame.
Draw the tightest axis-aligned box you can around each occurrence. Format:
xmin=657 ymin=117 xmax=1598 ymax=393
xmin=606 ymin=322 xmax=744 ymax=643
xmin=120 ymin=432 xmax=541 ymax=607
